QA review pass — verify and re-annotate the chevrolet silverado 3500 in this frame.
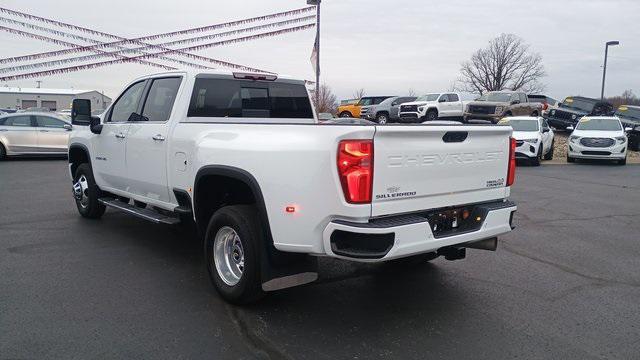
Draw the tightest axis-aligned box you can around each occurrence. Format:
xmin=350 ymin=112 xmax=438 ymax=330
xmin=68 ymin=70 xmax=517 ymax=304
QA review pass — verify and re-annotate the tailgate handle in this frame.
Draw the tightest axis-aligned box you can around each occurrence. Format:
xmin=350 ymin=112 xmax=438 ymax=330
xmin=442 ymin=131 xmax=468 ymax=143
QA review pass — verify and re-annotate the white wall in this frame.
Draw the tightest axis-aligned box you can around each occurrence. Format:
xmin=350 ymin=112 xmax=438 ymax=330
xmin=0 ymin=90 xmax=111 ymax=111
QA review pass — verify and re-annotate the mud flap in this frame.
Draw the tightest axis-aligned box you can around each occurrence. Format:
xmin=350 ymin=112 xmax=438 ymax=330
xmin=259 ymin=241 xmax=318 ymax=292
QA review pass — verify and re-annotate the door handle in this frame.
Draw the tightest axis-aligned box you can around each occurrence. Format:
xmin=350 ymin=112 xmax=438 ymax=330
xmin=115 ymin=132 xmax=126 ymax=139
xmin=152 ymin=134 xmax=165 ymax=141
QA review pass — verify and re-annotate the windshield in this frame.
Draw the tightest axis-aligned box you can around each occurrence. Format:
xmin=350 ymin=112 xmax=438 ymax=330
xmin=560 ymin=98 xmax=595 ymax=112
xmin=479 ymin=92 xmax=512 ymax=102
xmin=615 ymin=106 xmax=640 ymax=121
xmin=499 ymin=119 xmax=539 ymax=131
xmin=416 ymin=94 xmax=440 ymax=102
xmin=576 ymin=118 xmax=621 ymax=131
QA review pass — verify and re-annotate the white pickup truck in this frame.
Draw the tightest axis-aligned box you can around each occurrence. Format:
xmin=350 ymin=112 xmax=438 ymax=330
xmin=68 ymin=70 xmax=517 ymax=304
xmin=398 ymin=92 xmax=472 ymax=122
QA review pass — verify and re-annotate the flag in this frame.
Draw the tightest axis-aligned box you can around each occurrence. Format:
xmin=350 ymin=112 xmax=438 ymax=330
xmin=310 ymin=33 xmax=319 ymax=76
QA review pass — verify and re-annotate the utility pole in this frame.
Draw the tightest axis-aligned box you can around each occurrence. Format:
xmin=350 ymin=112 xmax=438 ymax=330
xmin=600 ymin=40 xmax=619 ymax=99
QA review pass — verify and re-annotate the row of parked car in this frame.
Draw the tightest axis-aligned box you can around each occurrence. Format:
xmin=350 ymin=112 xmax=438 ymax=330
xmin=336 ymin=92 xmax=640 ymax=151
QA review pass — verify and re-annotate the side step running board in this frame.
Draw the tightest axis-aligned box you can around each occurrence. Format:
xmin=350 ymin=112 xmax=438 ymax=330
xmin=98 ymin=198 xmax=180 ymax=225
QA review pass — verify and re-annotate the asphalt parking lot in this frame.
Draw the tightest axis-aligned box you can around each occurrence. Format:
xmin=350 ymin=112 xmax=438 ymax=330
xmin=1 ymin=159 xmax=639 ymax=359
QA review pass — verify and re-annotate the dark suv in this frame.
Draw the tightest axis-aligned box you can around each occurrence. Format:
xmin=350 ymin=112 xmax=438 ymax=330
xmin=545 ymin=96 xmax=614 ymax=130
xmin=615 ymin=105 xmax=640 ymax=150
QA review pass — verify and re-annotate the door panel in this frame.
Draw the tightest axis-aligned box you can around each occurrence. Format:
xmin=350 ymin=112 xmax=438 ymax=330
xmin=125 ymin=77 xmax=182 ymax=205
xmin=0 ymin=115 xmax=38 ymax=153
xmin=92 ymin=123 xmax=131 ymax=190
xmin=35 ymin=116 xmax=70 ymax=153
xmin=92 ymin=80 xmax=147 ymax=192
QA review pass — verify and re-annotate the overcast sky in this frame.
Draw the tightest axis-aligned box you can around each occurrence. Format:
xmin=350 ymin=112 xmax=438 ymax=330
xmin=0 ymin=0 xmax=638 ymax=101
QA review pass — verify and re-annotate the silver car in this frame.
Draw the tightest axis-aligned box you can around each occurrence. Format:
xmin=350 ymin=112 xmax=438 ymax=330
xmin=0 ymin=112 xmax=72 ymax=159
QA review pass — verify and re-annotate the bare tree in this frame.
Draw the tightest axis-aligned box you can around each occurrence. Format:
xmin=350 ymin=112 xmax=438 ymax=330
xmin=407 ymin=88 xmax=416 ymax=96
xmin=352 ymin=88 xmax=365 ymax=100
xmin=456 ymin=33 xmax=546 ymax=95
xmin=312 ymin=83 xmax=338 ymax=114
xmin=606 ymin=89 xmax=640 ymax=108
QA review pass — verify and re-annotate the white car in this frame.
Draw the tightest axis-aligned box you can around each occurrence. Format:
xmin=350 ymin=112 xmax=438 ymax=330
xmin=499 ymin=116 xmax=554 ymax=166
xmin=67 ymin=70 xmax=517 ymax=304
xmin=567 ymin=117 xmax=630 ymax=165
xmin=398 ymin=92 xmax=473 ymax=122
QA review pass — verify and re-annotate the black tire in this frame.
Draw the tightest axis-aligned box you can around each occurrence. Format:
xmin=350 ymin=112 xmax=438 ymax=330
xmin=543 ymin=140 xmax=554 ymax=160
xmin=425 ymin=109 xmax=438 ymax=121
xmin=567 ymin=154 xmax=575 ymax=163
xmin=531 ymin=111 xmax=539 ymax=117
xmin=73 ymin=163 xmax=106 ymax=219
xmin=339 ymin=111 xmax=352 ymax=118
xmin=0 ymin=142 xmax=6 ymax=160
xmin=618 ymin=157 xmax=627 ymax=166
xmin=531 ymin=146 xmax=542 ymax=166
xmin=205 ymin=205 xmax=265 ymax=304
xmin=376 ymin=112 xmax=389 ymax=124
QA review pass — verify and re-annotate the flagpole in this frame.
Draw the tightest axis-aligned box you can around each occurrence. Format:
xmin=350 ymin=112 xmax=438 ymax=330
xmin=308 ymin=0 xmax=320 ymax=105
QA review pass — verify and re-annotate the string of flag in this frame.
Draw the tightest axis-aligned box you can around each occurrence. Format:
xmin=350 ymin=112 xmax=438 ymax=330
xmin=0 ymin=23 xmax=315 ymax=82
xmin=0 ymin=14 xmax=315 ymax=73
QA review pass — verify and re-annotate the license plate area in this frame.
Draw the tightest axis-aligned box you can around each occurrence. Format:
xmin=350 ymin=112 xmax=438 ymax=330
xmin=425 ymin=205 xmax=487 ymax=238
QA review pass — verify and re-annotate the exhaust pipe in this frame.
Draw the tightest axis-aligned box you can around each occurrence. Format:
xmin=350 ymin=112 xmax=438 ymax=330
xmin=465 ymin=237 xmax=498 ymax=251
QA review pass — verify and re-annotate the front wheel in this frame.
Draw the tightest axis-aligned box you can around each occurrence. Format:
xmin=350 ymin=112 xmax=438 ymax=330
xmin=72 ymin=163 xmax=106 ymax=219
xmin=567 ymin=154 xmax=575 ymax=163
xmin=339 ymin=111 xmax=352 ymax=118
xmin=617 ymin=157 xmax=627 ymax=166
xmin=376 ymin=113 xmax=389 ymax=124
xmin=543 ymin=140 xmax=554 ymax=160
xmin=205 ymin=205 xmax=265 ymax=304
xmin=425 ymin=110 xmax=438 ymax=121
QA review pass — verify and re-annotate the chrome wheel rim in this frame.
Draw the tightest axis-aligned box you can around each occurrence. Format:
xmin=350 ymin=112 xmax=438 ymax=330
xmin=213 ymin=226 xmax=244 ymax=286
xmin=378 ymin=116 xmax=387 ymax=124
xmin=73 ymin=175 xmax=90 ymax=209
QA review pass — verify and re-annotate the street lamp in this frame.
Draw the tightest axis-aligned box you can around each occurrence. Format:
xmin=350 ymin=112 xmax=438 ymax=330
xmin=307 ymin=0 xmax=320 ymax=104
xmin=600 ymin=40 xmax=619 ymax=99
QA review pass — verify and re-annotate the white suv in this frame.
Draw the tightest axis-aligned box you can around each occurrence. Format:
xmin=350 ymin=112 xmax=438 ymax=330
xmin=567 ymin=116 xmax=630 ymax=165
xmin=499 ymin=116 xmax=554 ymax=166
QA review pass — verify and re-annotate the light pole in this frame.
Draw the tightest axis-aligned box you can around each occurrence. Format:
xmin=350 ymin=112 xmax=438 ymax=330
xmin=307 ymin=0 xmax=320 ymax=104
xmin=600 ymin=40 xmax=619 ymax=99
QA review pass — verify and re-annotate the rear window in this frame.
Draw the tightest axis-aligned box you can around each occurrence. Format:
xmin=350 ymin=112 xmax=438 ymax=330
xmin=188 ymin=78 xmax=313 ymax=119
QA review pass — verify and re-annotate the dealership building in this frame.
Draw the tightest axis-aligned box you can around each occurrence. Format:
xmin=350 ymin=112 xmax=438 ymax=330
xmin=0 ymin=87 xmax=111 ymax=111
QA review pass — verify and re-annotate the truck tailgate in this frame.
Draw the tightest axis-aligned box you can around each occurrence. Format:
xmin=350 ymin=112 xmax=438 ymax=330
xmin=371 ymin=125 xmax=512 ymax=217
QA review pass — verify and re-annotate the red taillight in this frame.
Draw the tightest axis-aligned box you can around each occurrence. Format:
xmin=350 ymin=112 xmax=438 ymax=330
xmin=543 ymin=102 xmax=549 ymax=110
xmin=337 ymin=140 xmax=374 ymax=204
xmin=506 ymin=137 xmax=516 ymax=187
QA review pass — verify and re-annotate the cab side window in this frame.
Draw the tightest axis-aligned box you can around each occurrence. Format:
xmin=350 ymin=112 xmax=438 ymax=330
xmin=36 ymin=116 xmax=67 ymax=128
xmin=141 ymin=77 xmax=182 ymax=122
xmin=5 ymin=116 xmax=33 ymax=127
xmin=447 ymin=94 xmax=459 ymax=102
xmin=520 ymin=93 xmax=528 ymax=103
xmin=108 ymin=81 xmax=146 ymax=122
xmin=438 ymin=94 xmax=448 ymax=102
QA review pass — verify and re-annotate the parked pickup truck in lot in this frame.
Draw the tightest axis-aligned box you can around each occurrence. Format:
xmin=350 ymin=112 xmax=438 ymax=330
xmin=545 ymin=96 xmax=614 ymax=130
xmin=68 ymin=70 xmax=517 ymax=304
xmin=614 ymin=105 xmax=640 ymax=151
xmin=464 ymin=91 xmax=542 ymax=124
xmin=398 ymin=93 xmax=471 ymax=122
